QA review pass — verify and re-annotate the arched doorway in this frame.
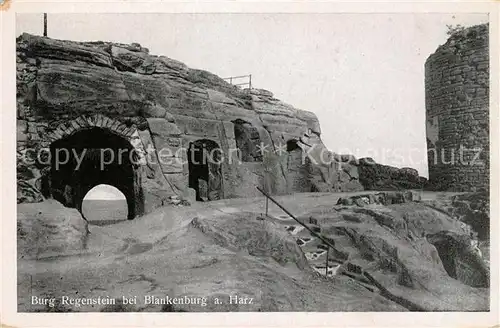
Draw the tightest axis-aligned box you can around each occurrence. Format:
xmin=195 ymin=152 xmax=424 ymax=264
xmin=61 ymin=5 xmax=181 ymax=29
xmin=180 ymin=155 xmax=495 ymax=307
xmin=286 ymin=139 xmax=311 ymax=192
xmin=48 ymin=127 xmax=144 ymax=220
xmin=187 ymin=139 xmax=223 ymax=201
xmin=82 ymin=184 xmax=128 ymax=225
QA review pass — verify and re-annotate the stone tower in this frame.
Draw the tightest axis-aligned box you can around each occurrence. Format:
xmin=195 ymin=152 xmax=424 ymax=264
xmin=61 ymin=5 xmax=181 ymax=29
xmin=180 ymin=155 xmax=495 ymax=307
xmin=425 ymin=24 xmax=489 ymax=191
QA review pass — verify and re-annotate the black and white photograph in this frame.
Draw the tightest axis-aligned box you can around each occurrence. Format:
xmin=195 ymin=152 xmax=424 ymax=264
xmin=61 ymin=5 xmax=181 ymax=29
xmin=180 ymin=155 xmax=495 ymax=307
xmin=1 ymin=2 xmax=498 ymax=325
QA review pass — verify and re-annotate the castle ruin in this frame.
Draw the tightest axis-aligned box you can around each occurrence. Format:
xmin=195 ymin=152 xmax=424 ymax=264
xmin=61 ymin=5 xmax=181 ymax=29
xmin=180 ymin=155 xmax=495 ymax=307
xmin=425 ymin=24 xmax=489 ymax=191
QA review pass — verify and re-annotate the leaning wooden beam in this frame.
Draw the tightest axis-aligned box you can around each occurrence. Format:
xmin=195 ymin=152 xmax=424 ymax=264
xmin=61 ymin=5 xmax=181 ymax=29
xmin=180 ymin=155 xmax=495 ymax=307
xmin=255 ymin=186 xmax=337 ymax=251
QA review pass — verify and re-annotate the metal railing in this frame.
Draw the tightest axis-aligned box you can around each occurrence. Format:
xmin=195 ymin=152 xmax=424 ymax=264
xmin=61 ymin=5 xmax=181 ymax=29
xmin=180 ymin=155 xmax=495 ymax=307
xmin=223 ymin=74 xmax=252 ymax=89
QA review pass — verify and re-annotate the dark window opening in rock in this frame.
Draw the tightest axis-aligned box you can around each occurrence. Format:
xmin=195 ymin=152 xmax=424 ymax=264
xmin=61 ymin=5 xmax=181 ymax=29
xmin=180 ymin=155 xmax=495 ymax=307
xmin=430 ymin=239 xmax=458 ymax=279
xmin=82 ymin=184 xmax=128 ymax=226
xmin=287 ymin=139 xmax=300 ymax=152
xmin=188 ymin=139 xmax=223 ymax=201
xmin=233 ymin=119 xmax=263 ymax=162
xmin=48 ymin=127 xmax=143 ymax=220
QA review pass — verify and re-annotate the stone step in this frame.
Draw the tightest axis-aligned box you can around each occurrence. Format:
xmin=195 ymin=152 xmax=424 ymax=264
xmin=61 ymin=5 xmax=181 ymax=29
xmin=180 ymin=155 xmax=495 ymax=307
xmin=296 ymin=236 xmax=317 ymax=247
xmin=283 ymin=224 xmax=305 ymax=235
xmin=304 ymin=249 xmax=327 ymax=261
xmin=312 ymin=264 xmax=342 ymax=277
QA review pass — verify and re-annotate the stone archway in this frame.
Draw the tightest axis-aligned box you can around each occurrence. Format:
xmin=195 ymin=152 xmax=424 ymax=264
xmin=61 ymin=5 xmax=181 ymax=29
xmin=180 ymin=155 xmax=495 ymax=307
xmin=45 ymin=115 xmax=146 ymax=220
xmin=187 ymin=139 xmax=223 ymax=201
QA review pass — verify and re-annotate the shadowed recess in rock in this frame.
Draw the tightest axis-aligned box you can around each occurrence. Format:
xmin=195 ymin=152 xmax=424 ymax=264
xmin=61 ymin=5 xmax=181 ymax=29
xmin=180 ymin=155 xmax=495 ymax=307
xmin=46 ymin=127 xmax=144 ymax=220
xmin=187 ymin=139 xmax=223 ymax=201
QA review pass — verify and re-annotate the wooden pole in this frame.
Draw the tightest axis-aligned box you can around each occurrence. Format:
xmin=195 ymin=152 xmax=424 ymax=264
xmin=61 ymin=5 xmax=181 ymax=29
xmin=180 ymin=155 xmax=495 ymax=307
xmin=265 ymin=197 xmax=269 ymax=216
xmin=255 ymin=186 xmax=337 ymax=250
xmin=43 ymin=13 xmax=47 ymax=37
xmin=325 ymin=247 xmax=329 ymax=276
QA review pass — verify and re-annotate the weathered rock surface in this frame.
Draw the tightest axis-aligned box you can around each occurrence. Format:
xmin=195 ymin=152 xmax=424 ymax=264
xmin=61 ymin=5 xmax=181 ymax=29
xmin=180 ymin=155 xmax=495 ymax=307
xmin=424 ymin=191 xmax=489 ymax=240
xmin=426 ymin=230 xmax=489 ymax=288
xmin=336 ymin=190 xmax=422 ymax=206
xmin=18 ymin=193 xmax=489 ymax=312
xmin=18 ymin=205 xmax=405 ymax=312
xmin=19 ymin=33 xmax=403 ymax=218
xmin=17 ymin=33 xmax=429 ymax=220
xmin=17 ymin=200 xmax=89 ymax=259
xmin=295 ymin=200 xmax=489 ymax=310
xmin=422 ymin=191 xmax=490 ymax=272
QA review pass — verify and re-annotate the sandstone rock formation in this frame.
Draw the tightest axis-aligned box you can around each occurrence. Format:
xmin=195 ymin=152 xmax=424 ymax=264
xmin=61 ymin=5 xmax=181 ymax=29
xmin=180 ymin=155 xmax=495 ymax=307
xmin=426 ymin=230 xmax=489 ymax=288
xmin=18 ymin=206 xmax=406 ymax=312
xmin=16 ymin=33 xmax=428 ymax=220
xmin=17 ymin=200 xmax=89 ymax=259
xmin=336 ymin=190 xmax=422 ymax=206
xmin=17 ymin=193 xmax=489 ymax=312
xmin=423 ymin=191 xmax=490 ymax=271
xmin=15 ymin=33 xmax=353 ymax=218
xmin=294 ymin=198 xmax=489 ymax=310
xmin=15 ymin=28 xmax=491 ymax=314
xmin=425 ymin=191 xmax=490 ymax=240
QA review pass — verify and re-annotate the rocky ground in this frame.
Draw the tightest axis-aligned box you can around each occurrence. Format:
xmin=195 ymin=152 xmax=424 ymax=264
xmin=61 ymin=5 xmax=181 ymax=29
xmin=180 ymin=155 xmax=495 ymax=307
xmin=17 ymin=191 xmax=489 ymax=312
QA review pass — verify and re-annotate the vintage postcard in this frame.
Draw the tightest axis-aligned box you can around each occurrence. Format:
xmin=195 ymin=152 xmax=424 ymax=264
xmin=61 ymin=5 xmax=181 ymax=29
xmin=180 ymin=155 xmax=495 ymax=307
xmin=1 ymin=1 xmax=499 ymax=327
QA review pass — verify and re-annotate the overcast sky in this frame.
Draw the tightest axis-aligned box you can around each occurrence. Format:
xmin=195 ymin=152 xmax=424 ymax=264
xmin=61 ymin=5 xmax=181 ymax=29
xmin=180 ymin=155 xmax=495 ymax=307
xmin=82 ymin=184 xmax=126 ymax=200
xmin=17 ymin=13 xmax=489 ymax=179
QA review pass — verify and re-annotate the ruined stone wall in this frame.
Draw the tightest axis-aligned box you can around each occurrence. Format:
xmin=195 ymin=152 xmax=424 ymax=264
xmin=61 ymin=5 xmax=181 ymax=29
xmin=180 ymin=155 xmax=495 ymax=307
xmin=425 ymin=24 xmax=489 ymax=191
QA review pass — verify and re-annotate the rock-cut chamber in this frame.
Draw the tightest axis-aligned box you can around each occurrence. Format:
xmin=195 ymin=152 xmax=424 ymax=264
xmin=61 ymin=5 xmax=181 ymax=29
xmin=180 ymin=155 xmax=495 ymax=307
xmin=44 ymin=127 xmax=144 ymax=220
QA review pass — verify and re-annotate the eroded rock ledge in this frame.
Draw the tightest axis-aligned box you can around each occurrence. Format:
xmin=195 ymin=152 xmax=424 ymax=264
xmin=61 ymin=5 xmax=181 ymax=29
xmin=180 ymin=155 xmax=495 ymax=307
xmin=294 ymin=193 xmax=489 ymax=311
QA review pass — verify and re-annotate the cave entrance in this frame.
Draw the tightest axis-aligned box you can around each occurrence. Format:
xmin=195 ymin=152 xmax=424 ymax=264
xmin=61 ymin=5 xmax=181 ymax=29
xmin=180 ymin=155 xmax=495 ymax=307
xmin=286 ymin=139 xmax=311 ymax=192
xmin=428 ymin=233 xmax=489 ymax=287
xmin=47 ymin=127 xmax=144 ymax=220
xmin=82 ymin=184 xmax=128 ymax=225
xmin=430 ymin=239 xmax=458 ymax=279
xmin=188 ymin=139 xmax=223 ymax=201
